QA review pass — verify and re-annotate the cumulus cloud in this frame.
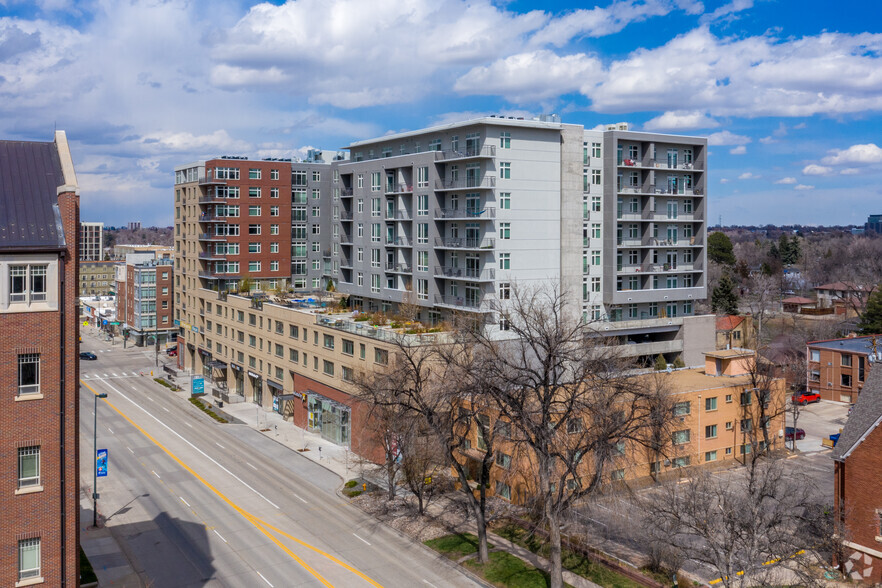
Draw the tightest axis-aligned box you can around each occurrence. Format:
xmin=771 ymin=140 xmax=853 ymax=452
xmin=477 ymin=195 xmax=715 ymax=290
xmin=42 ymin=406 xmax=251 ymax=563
xmin=738 ymin=172 xmax=759 ymax=179
xmin=528 ymin=0 xmax=676 ymax=48
xmin=720 ymin=178 xmax=730 ymax=184
xmin=840 ymin=168 xmax=861 ymax=175
xmin=802 ymin=164 xmax=833 ymax=176
xmin=699 ymin=0 xmax=752 ymax=24
xmin=730 ymin=145 xmax=747 ymax=154
xmin=708 ymin=130 xmax=751 ymax=145
xmin=821 ymin=143 xmax=882 ymax=165
xmin=774 ymin=177 xmax=797 ymax=184
xmin=794 ymin=184 xmax=815 ymax=190
xmin=643 ymin=110 xmax=718 ymax=131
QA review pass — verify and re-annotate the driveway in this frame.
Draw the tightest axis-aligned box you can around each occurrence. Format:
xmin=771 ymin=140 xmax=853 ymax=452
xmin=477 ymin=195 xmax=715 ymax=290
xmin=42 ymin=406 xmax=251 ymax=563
xmin=786 ymin=399 xmax=849 ymax=453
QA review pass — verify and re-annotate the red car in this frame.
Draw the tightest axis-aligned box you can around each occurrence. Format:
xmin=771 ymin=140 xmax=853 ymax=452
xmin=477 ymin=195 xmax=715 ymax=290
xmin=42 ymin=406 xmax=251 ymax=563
xmin=785 ymin=427 xmax=806 ymax=441
xmin=792 ymin=391 xmax=821 ymax=405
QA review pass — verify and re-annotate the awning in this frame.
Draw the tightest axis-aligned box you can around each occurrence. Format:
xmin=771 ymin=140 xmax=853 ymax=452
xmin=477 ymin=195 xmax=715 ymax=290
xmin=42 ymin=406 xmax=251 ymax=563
xmin=198 ymin=347 xmax=211 ymax=356
xmin=267 ymin=380 xmax=283 ymax=390
xmin=186 ymin=343 xmax=195 ymax=351
xmin=230 ymin=363 xmax=243 ymax=372
xmin=207 ymin=360 xmax=227 ymax=369
xmin=247 ymin=371 xmax=261 ymax=379
xmin=276 ymin=394 xmax=297 ymax=401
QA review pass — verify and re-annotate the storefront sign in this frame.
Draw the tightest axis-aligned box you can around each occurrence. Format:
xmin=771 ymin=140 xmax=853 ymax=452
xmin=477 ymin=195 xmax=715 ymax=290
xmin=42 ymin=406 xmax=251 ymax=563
xmin=192 ymin=377 xmax=205 ymax=395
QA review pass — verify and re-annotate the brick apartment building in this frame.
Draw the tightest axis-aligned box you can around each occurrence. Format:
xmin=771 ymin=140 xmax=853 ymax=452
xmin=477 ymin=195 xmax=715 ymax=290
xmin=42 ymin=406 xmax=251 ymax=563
xmin=833 ymin=366 xmax=882 ymax=583
xmin=79 ymin=260 xmax=119 ymax=296
xmin=116 ymin=257 xmax=175 ymax=347
xmin=807 ymin=335 xmax=881 ymax=403
xmin=0 ymin=132 xmax=81 ymax=585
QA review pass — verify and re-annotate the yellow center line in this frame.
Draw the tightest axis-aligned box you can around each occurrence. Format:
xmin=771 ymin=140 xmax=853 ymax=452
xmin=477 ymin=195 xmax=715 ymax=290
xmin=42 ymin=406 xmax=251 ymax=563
xmin=707 ymin=549 xmax=806 ymax=584
xmin=83 ymin=380 xmax=383 ymax=588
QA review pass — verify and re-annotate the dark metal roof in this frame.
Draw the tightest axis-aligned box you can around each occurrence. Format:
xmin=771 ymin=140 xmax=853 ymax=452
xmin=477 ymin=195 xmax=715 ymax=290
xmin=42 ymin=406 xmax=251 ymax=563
xmin=809 ymin=335 xmax=879 ymax=355
xmin=832 ymin=366 xmax=882 ymax=461
xmin=0 ymin=140 xmax=66 ymax=249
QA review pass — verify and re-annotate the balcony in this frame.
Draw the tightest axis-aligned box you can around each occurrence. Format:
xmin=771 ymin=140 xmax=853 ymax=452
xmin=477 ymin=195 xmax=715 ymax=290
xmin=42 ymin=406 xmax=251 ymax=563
xmin=618 ymin=263 xmax=701 ymax=275
xmin=385 ymin=183 xmax=413 ymax=194
xmin=386 ymin=263 xmax=413 ymax=273
xmin=198 ymin=194 xmax=230 ymax=204
xmin=340 ymin=187 xmax=354 ymax=197
xmin=434 ymin=266 xmax=495 ymax=281
xmin=198 ymin=172 xmax=227 ymax=186
xmin=618 ymin=159 xmax=704 ymax=172
xmin=434 ymin=294 xmax=492 ymax=313
xmin=198 ymin=252 xmax=226 ymax=261
xmin=385 ymin=210 xmax=412 ymax=221
xmin=618 ymin=185 xmax=703 ymax=196
xmin=436 ymin=145 xmax=497 ymax=161
xmin=197 ymin=233 xmax=226 ymax=242
xmin=340 ymin=210 xmax=353 ymax=220
xmin=434 ymin=207 xmax=496 ymax=220
xmin=386 ymin=237 xmax=412 ymax=247
xmin=198 ymin=213 xmax=225 ymax=223
xmin=435 ymin=237 xmax=495 ymax=250
xmin=435 ymin=176 xmax=496 ymax=191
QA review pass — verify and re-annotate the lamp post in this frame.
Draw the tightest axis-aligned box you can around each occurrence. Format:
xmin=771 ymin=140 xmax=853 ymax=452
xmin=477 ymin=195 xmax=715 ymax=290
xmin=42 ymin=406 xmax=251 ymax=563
xmin=93 ymin=392 xmax=108 ymax=528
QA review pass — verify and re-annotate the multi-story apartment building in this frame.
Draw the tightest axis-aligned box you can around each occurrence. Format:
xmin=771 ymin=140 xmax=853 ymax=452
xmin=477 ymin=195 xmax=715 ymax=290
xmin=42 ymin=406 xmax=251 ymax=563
xmin=116 ymin=257 xmax=175 ymax=346
xmin=111 ymin=244 xmax=173 ymax=260
xmin=79 ymin=221 xmax=103 ymax=261
xmin=0 ymin=132 xmax=80 ymax=585
xmin=79 ymin=259 xmax=119 ymax=296
xmin=807 ymin=335 xmax=881 ymax=403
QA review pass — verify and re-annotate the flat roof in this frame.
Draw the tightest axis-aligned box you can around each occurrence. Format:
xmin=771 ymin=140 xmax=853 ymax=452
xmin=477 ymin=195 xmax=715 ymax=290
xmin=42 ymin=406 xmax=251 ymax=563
xmin=641 ymin=367 xmax=757 ymax=395
xmin=808 ymin=335 xmax=880 ymax=354
xmin=703 ymin=349 xmax=755 ymax=359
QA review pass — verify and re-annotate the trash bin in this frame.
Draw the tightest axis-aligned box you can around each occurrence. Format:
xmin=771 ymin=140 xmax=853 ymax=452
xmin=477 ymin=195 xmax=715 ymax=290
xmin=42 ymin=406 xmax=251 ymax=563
xmin=217 ymin=401 xmax=224 ymax=409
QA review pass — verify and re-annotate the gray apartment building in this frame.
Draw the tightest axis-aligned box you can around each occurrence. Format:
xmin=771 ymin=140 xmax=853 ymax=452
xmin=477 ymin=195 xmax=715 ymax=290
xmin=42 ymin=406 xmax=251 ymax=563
xmin=173 ymin=115 xmax=713 ymax=371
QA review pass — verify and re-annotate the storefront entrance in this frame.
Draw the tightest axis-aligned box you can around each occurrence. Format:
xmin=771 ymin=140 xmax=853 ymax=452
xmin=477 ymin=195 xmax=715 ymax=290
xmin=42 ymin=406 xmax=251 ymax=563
xmin=307 ymin=392 xmax=350 ymax=446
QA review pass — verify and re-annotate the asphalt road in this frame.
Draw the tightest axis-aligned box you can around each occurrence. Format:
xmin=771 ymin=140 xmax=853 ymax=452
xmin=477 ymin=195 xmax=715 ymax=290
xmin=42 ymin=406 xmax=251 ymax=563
xmin=79 ymin=329 xmax=481 ymax=588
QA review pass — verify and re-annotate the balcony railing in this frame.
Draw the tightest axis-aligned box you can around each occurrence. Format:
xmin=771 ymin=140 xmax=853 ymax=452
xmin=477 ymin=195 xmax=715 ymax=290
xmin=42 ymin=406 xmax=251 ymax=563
xmin=618 ymin=159 xmax=704 ymax=171
xmin=434 ymin=266 xmax=495 ymax=281
xmin=437 ymin=145 xmax=497 ymax=160
xmin=435 ymin=237 xmax=495 ymax=249
xmin=435 ymin=176 xmax=496 ymax=190
xmin=340 ymin=187 xmax=354 ymax=197
xmin=434 ymin=207 xmax=496 ymax=220
xmin=198 ymin=252 xmax=226 ymax=260
xmin=340 ymin=210 xmax=353 ymax=220
xmin=619 ymin=185 xmax=703 ymax=196
xmin=197 ymin=233 xmax=225 ymax=241
xmin=434 ymin=294 xmax=490 ymax=312
xmin=385 ymin=183 xmax=413 ymax=194
xmin=618 ymin=263 xmax=700 ymax=274
xmin=198 ymin=213 xmax=225 ymax=223
xmin=386 ymin=237 xmax=412 ymax=247
xmin=198 ymin=172 xmax=227 ymax=185
xmin=385 ymin=210 xmax=412 ymax=221
xmin=385 ymin=263 xmax=413 ymax=273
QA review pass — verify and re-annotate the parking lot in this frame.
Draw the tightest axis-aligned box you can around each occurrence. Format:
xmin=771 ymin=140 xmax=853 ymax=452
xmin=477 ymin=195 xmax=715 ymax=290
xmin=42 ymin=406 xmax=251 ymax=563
xmin=788 ymin=398 xmax=850 ymax=454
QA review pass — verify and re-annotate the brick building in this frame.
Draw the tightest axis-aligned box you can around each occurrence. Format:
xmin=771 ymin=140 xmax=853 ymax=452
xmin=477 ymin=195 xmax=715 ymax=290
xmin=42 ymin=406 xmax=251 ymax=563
xmin=0 ymin=132 xmax=80 ymax=585
xmin=79 ymin=260 xmax=119 ymax=296
xmin=807 ymin=335 xmax=881 ymax=403
xmin=833 ymin=366 xmax=882 ymax=583
xmin=116 ymin=257 xmax=175 ymax=347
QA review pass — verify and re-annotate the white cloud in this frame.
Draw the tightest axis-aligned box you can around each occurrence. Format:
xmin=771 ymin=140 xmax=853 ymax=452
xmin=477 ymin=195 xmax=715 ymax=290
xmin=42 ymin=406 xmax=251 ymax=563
xmin=774 ymin=177 xmax=797 ymax=184
xmin=140 ymin=130 xmax=251 ymax=154
xmin=840 ymin=168 xmax=861 ymax=175
xmin=802 ymin=164 xmax=833 ymax=176
xmin=821 ymin=143 xmax=882 ymax=165
xmin=738 ymin=172 xmax=759 ymax=179
xmin=794 ymin=184 xmax=815 ymax=191
xmin=699 ymin=0 xmax=752 ymax=24
xmin=720 ymin=178 xmax=730 ymax=184
xmin=528 ymin=0 xmax=675 ymax=48
xmin=729 ymin=145 xmax=747 ymax=155
xmin=708 ymin=130 xmax=751 ymax=145
xmin=643 ymin=110 xmax=718 ymax=131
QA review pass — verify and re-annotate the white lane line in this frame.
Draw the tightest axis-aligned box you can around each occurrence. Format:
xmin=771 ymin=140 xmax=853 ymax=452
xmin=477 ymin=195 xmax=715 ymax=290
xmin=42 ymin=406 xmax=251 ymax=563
xmin=92 ymin=376 xmax=280 ymax=509
xmin=180 ymin=496 xmax=191 ymax=508
xmin=90 ymin=411 xmax=95 ymax=416
xmin=131 ymin=385 xmax=137 ymax=390
xmin=162 ymin=407 xmax=170 ymax=413
xmin=152 ymin=470 xmax=161 ymax=479
xmin=423 ymin=580 xmax=438 ymax=588
xmin=185 ymin=422 xmax=193 ymax=428
xmin=213 ymin=529 xmax=228 ymax=543
xmin=112 ymin=373 xmax=118 ymax=377
xmin=256 ymin=571 xmax=273 ymax=587
xmin=127 ymin=447 xmax=134 ymax=454
xmin=107 ymin=427 xmax=114 ymax=434
xmin=103 ymin=373 xmax=109 ymax=377
xmin=246 ymin=462 xmax=257 ymax=470
xmin=147 ymin=396 xmax=154 ymax=402
xmin=294 ymin=494 xmax=307 ymax=504
xmin=352 ymin=533 xmax=371 ymax=546
xmin=215 ymin=442 xmax=225 ymax=449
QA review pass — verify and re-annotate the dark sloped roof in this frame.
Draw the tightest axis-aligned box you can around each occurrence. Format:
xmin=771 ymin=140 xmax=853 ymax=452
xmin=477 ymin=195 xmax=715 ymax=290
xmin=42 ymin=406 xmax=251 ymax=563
xmin=0 ymin=140 xmax=66 ymax=249
xmin=832 ymin=366 xmax=882 ymax=461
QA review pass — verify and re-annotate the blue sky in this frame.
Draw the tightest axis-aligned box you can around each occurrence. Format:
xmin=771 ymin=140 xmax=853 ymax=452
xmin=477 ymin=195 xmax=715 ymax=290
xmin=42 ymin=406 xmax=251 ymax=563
xmin=1 ymin=0 xmax=881 ymax=227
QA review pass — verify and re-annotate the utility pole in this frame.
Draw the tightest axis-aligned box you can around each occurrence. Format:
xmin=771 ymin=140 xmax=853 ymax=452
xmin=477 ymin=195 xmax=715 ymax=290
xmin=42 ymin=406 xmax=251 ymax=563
xmin=93 ymin=392 xmax=108 ymax=527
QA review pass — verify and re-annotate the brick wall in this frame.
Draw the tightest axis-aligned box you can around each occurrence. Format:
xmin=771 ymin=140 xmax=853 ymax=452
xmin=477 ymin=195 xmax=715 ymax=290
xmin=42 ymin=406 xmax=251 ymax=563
xmin=837 ymin=430 xmax=882 ymax=582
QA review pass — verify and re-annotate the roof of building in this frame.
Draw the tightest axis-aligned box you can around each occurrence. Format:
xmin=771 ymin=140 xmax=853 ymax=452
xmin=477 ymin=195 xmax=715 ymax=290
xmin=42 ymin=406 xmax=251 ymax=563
xmin=816 ymin=281 xmax=870 ymax=292
xmin=642 ymin=366 xmax=759 ymax=395
xmin=808 ymin=335 xmax=881 ymax=354
xmin=833 ymin=366 xmax=882 ymax=461
xmin=716 ymin=315 xmax=745 ymax=331
xmin=782 ymin=296 xmax=814 ymax=304
xmin=704 ymin=348 xmax=755 ymax=359
xmin=0 ymin=139 xmax=66 ymax=249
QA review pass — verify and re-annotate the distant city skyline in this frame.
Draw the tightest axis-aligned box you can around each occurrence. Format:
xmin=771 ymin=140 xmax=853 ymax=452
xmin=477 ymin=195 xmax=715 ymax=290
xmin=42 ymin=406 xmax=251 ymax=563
xmin=1 ymin=0 xmax=881 ymax=226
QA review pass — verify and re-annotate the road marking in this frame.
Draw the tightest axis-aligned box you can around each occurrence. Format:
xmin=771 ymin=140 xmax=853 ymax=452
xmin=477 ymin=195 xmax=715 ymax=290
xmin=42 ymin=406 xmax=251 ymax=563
xmin=294 ymin=494 xmax=307 ymax=504
xmin=422 ymin=581 xmax=438 ymax=588
xmin=108 ymin=427 xmax=114 ymax=434
xmin=103 ymin=373 xmax=109 ymax=377
xmin=152 ymin=470 xmax=161 ymax=479
xmin=213 ymin=529 xmax=227 ymax=543
xmin=246 ymin=462 xmax=257 ymax=470
xmin=180 ymin=496 xmax=191 ymax=508
xmin=256 ymin=571 xmax=273 ymax=587
xmin=127 ymin=447 xmax=134 ymax=454
xmin=162 ymin=407 xmax=170 ymax=413
xmin=81 ymin=379 xmax=371 ymax=588
xmin=147 ymin=396 xmax=154 ymax=402
xmin=91 ymin=411 xmax=95 ymax=416
xmin=112 ymin=373 xmax=118 ymax=377
xmin=352 ymin=533 xmax=371 ymax=546
xmin=216 ymin=442 xmax=225 ymax=449
xmin=186 ymin=422 xmax=193 ymax=428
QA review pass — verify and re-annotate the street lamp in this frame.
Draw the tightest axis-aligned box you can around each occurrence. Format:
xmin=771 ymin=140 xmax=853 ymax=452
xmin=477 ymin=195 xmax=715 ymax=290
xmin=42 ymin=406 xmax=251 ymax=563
xmin=93 ymin=392 xmax=108 ymax=528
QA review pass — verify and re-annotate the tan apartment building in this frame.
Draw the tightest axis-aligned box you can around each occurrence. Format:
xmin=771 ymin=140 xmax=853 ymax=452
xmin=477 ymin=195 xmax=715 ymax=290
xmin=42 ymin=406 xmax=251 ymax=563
xmin=807 ymin=335 xmax=880 ymax=403
xmin=112 ymin=244 xmax=173 ymax=260
xmin=116 ymin=258 xmax=175 ymax=346
xmin=457 ymin=348 xmax=786 ymax=504
xmin=79 ymin=221 xmax=103 ymax=261
xmin=79 ymin=260 xmax=119 ymax=296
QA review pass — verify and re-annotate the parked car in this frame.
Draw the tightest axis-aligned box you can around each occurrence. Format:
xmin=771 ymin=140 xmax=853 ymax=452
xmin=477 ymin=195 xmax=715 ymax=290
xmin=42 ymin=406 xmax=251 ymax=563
xmin=166 ymin=345 xmax=178 ymax=356
xmin=791 ymin=390 xmax=821 ymax=405
xmin=79 ymin=352 xmax=97 ymax=360
xmin=784 ymin=427 xmax=805 ymax=441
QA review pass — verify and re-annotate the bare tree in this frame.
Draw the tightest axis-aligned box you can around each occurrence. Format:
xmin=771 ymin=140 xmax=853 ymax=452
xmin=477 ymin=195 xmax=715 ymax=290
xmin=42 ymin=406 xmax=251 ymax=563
xmin=742 ymin=273 xmax=781 ymax=349
xmin=399 ymin=426 xmax=445 ymax=515
xmin=466 ymin=284 xmax=671 ymax=588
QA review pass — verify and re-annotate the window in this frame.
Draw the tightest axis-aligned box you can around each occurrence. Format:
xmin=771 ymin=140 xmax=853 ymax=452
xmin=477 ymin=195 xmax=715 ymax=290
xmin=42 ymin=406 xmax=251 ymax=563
xmin=249 ymin=187 xmax=261 ymax=198
xmin=496 ymin=452 xmax=511 ymax=469
xmin=705 ymin=450 xmax=717 ymax=462
xmin=500 ymin=131 xmax=511 ymax=149
xmin=270 ymin=242 xmax=279 ymax=254
xmin=673 ymin=401 xmax=690 ymax=416
xmin=270 ymin=169 xmax=280 ymax=180
xmin=499 ymin=222 xmax=510 ymax=240
xmin=725 ymin=394 xmax=733 ymax=403
xmin=672 ymin=456 xmax=690 ymax=468
xmin=592 ymin=169 xmax=601 ymax=185
xmin=810 ymin=349 xmax=820 ymax=362
xmin=417 ymin=279 xmax=428 ymax=300
xmin=592 ymin=142 xmax=601 ymax=158
xmin=672 ymin=429 xmax=690 ymax=445
xmin=705 ymin=424 xmax=718 ymax=439
xmin=323 ymin=334 xmax=335 ymax=349
xmin=18 ymin=354 xmax=40 ymax=395
xmin=418 ymin=251 xmax=428 ymax=272
xmin=371 ymin=172 xmax=381 ymax=191
xmin=249 ymin=242 xmax=261 ymax=253
xmin=248 ymin=224 xmax=261 ymax=235
xmin=499 ymin=282 xmax=510 ymax=300
xmin=10 ymin=264 xmax=47 ymax=304
xmin=18 ymin=538 xmax=40 ymax=581
xmin=374 ymin=348 xmax=388 ymax=365
xmin=417 ymin=166 xmax=429 ymax=188
xmin=323 ymin=360 xmax=334 ymax=376
xmin=567 ymin=418 xmax=583 ymax=434
xmin=271 ymin=224 xmax=280 ymax=235
xmin=418 ymin=223 xmax=428 ymax=244
xmin=342 ymin=339 xmax=354 ymax=355
xmin=499 ymin=253 xmax=510 ymax=270
xmin=249 ymin=261 xmax=261 ymax=273
xmin=740 ymin=391 xmax=752 ymax=406
xmin=18 ymin=446 xmax=40 ymax=488
xmin=499 ymin=162 xmax=511 ymax=179
xmin=842 ymin=374 xmax=853 ymax=387
xmin=270 ymin=206 xmax=279 ymax=216
xmin=841 ymin=354 xmax=852 ymax=367
xmin=611 ymin=468 xmax=625 ymax=481
xmin=705 ymin=397 xmax=717 ymax=411
xmin=496 ymin=481 xmax=511 ymax=500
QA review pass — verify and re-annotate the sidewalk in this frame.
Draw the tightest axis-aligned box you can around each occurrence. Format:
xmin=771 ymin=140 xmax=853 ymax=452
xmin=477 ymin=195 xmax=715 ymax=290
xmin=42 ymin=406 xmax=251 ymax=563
xmin=79 ymin=495 xmax=144 ymax=587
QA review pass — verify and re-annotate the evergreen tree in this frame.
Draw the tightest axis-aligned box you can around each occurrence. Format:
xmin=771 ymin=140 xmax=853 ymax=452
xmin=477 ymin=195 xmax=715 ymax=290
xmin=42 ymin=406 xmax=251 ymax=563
xmin=655 ymin=354 xmax=668 ymax=371
xmin=708 ymin=232 xmax=736 ymax=266
xmin=712 ymin=273 xmax=739 ymax=315
xmin=859 ymin=286 xmax=882 ymax=334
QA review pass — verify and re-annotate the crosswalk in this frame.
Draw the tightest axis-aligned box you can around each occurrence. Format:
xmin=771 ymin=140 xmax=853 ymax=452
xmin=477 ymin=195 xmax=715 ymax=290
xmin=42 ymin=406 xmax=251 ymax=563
xmin=82 ymin=372 xmax=144 ymax=380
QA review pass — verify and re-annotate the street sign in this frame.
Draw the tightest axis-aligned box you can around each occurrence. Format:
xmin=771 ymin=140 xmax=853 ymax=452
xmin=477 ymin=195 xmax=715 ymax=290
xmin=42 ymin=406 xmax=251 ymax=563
xmin=192 ymin=377 xmax=205 ymax=395
xmin=96 ymin=449 xmax=108 ymax=477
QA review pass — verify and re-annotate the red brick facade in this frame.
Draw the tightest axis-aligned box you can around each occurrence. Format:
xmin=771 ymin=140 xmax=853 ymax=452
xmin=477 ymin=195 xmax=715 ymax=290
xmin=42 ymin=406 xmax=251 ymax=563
xmin=807 ymin=338 xmax=876 ymax=403
xmin=0 ymin=189 xmax=80 ymax=585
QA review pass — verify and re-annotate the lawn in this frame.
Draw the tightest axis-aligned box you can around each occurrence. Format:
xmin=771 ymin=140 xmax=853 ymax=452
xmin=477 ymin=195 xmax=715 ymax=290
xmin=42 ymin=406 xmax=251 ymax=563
xmin=465 ymin=551 xmax=572 ymax=588
xmin=424 ymin=532 xmax=491 ymax=559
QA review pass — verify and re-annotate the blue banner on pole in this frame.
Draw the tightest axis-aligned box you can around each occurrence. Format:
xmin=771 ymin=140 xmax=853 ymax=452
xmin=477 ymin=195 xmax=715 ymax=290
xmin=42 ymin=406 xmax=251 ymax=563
xmin=96 ymin=449 xmax=108 ymax=477
xmin=192 ymin=377 xmax=205 ymax=395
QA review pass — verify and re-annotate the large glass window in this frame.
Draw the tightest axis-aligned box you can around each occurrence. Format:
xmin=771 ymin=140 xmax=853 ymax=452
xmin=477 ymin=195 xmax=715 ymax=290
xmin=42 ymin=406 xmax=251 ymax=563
xmin=18 ymin=446 xmax=40 ymax=488
xmin=18 ymin=538 xmax=40 ymax=581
